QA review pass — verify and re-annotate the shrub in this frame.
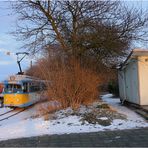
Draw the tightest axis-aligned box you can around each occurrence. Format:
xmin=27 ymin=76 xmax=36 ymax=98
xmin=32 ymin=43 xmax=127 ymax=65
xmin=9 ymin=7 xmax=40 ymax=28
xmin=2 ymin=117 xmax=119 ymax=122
xmin=27 ymin=56 xmax=103 ymax=109
xmin=26 ymin=47 xmax=118 ymax=110
xmin=46 ymin=58 xmax=101 ymax=109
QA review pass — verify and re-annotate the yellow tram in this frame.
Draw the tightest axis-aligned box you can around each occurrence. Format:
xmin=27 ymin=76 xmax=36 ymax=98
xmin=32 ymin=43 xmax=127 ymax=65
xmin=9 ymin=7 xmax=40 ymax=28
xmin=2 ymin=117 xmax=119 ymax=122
xmin=3 ymin=75 xmax=46 ymax=108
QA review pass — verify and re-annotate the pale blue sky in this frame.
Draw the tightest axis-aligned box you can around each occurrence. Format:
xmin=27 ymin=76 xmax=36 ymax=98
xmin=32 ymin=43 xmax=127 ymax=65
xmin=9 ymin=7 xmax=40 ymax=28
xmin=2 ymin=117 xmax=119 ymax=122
xmin=0 ymin=1 xmax=148 ymax=81
xmin=0 ymin=1 xmax=31 ymax=81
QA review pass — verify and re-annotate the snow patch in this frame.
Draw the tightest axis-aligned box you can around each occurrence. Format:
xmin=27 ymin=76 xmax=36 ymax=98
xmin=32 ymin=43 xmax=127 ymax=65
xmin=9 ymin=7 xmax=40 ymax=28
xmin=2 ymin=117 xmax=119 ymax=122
xmin=98 ymin=117 xmax=108 ymax=120
xmin=0 ymin=95 xmax=147 ymax=141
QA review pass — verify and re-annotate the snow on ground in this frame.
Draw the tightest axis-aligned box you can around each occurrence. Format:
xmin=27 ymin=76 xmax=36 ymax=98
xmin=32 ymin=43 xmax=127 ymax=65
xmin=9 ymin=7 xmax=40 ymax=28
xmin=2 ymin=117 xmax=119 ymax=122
xmin=0 ymin=107 xmax=12 ymax=114
xmin=102 ymin=94 xmax=148 ymax=130
xmin=0 ymin=94 xmax=147 ymax=141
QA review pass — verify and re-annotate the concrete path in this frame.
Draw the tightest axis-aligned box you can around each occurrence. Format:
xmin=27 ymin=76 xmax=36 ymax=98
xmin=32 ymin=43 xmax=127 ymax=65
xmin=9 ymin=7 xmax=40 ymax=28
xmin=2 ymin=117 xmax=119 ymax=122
xmin=0 ymin=127 xmax=148 ymax=147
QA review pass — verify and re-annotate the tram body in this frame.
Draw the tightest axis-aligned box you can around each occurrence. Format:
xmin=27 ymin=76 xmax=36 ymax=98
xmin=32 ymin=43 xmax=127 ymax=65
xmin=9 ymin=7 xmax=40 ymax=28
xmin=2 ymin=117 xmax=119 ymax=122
xmin=3 ymin=75 xmax=46 ymax=108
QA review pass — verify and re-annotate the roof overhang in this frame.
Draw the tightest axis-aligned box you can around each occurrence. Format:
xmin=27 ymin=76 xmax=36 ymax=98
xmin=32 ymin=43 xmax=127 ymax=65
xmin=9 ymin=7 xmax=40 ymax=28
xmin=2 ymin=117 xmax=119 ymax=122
xmin=119 ymin=48 xmax=148 ymax=70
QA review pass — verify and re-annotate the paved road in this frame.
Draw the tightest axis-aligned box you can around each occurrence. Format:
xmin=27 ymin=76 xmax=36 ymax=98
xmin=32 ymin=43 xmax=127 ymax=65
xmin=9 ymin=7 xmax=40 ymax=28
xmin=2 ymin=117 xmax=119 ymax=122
xmin=0 ymin=128 xmax=148 ymax=147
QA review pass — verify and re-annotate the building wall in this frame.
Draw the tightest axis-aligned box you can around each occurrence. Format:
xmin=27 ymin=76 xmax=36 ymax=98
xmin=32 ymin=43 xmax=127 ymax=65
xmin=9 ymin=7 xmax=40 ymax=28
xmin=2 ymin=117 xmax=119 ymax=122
xmin=118 ymin=70 xmax=126 ymax=101
xmin=138 ymin=56 xmax=148 ymax=105
xmin=118 ymin=59 xmax=139 ymax=104
xmin=125 ymin=59 xmax=139 ymax=104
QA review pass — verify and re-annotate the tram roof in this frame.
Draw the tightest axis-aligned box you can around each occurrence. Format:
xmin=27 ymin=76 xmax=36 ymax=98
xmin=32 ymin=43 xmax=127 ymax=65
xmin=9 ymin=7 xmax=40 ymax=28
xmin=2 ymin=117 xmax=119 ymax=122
xmin=3 ymin=74 xmax=42 ymax=84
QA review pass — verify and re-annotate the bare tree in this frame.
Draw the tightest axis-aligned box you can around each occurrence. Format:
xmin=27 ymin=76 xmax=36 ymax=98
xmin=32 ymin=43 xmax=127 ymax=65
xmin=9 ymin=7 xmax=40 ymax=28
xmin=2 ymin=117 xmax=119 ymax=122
xmin=12 ymin=0 xmax=148 ymax=66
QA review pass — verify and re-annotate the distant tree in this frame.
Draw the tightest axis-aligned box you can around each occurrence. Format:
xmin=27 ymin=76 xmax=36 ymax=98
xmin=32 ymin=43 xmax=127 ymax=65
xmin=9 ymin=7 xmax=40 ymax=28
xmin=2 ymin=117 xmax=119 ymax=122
xmin=12 ymin=0 xmax=148 ymax=66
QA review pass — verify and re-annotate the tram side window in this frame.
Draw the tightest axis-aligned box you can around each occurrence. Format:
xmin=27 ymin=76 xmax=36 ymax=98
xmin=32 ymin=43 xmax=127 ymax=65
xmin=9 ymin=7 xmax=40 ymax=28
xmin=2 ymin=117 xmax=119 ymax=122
xmin=4 ymin=84 xmax=13 ymax=93
xmin=23 ymin=83 xmax=28 ymax=93
xmin=30 ymin=85 xmax=40 ymax=92
xmin=14 ymin=85 xmax=22 ymax=93
xmin=4 ymin=84 xmax=22 ymax=93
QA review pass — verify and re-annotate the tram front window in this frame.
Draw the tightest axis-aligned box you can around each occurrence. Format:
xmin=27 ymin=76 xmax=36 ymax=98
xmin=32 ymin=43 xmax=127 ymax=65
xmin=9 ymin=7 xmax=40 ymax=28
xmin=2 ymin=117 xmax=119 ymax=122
xmin=4 ymin=84 xmax=22 ymax=93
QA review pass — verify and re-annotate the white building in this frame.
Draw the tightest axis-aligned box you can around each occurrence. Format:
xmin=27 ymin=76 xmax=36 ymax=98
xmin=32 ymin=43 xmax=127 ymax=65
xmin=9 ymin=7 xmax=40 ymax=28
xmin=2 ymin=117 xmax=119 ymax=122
xmin=118 ymin=49 xmax=148 ymax=106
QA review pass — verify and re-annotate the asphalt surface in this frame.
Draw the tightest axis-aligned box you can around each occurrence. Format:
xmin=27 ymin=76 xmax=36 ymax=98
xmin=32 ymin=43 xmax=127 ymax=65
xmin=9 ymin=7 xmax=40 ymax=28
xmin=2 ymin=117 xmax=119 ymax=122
xmin=0 ymin=127 xmax=148 ymax=147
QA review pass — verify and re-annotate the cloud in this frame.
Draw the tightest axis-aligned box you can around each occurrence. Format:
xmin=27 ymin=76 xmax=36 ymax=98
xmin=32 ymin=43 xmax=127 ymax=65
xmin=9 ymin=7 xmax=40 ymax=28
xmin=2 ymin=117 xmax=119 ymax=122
xmin=0 ymin=60 xmax=15 ymax=65
xmin=0 ymin=48 xmax=17 ymax=61
xmin=0 ymin=48 xmax=17 ymax=66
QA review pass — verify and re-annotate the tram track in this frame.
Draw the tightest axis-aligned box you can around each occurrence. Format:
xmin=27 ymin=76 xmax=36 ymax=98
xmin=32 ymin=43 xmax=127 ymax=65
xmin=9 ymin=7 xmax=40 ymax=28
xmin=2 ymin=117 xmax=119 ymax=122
xmin=0 ymin=105 xmax=33 ymax=122
xmin=0 ymin=109 xmax=15 ymax=117
xmin=0 ymin=99 xmax=47 ymax=122
xmin=0 ymin=108 xmax=26 ymax=122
